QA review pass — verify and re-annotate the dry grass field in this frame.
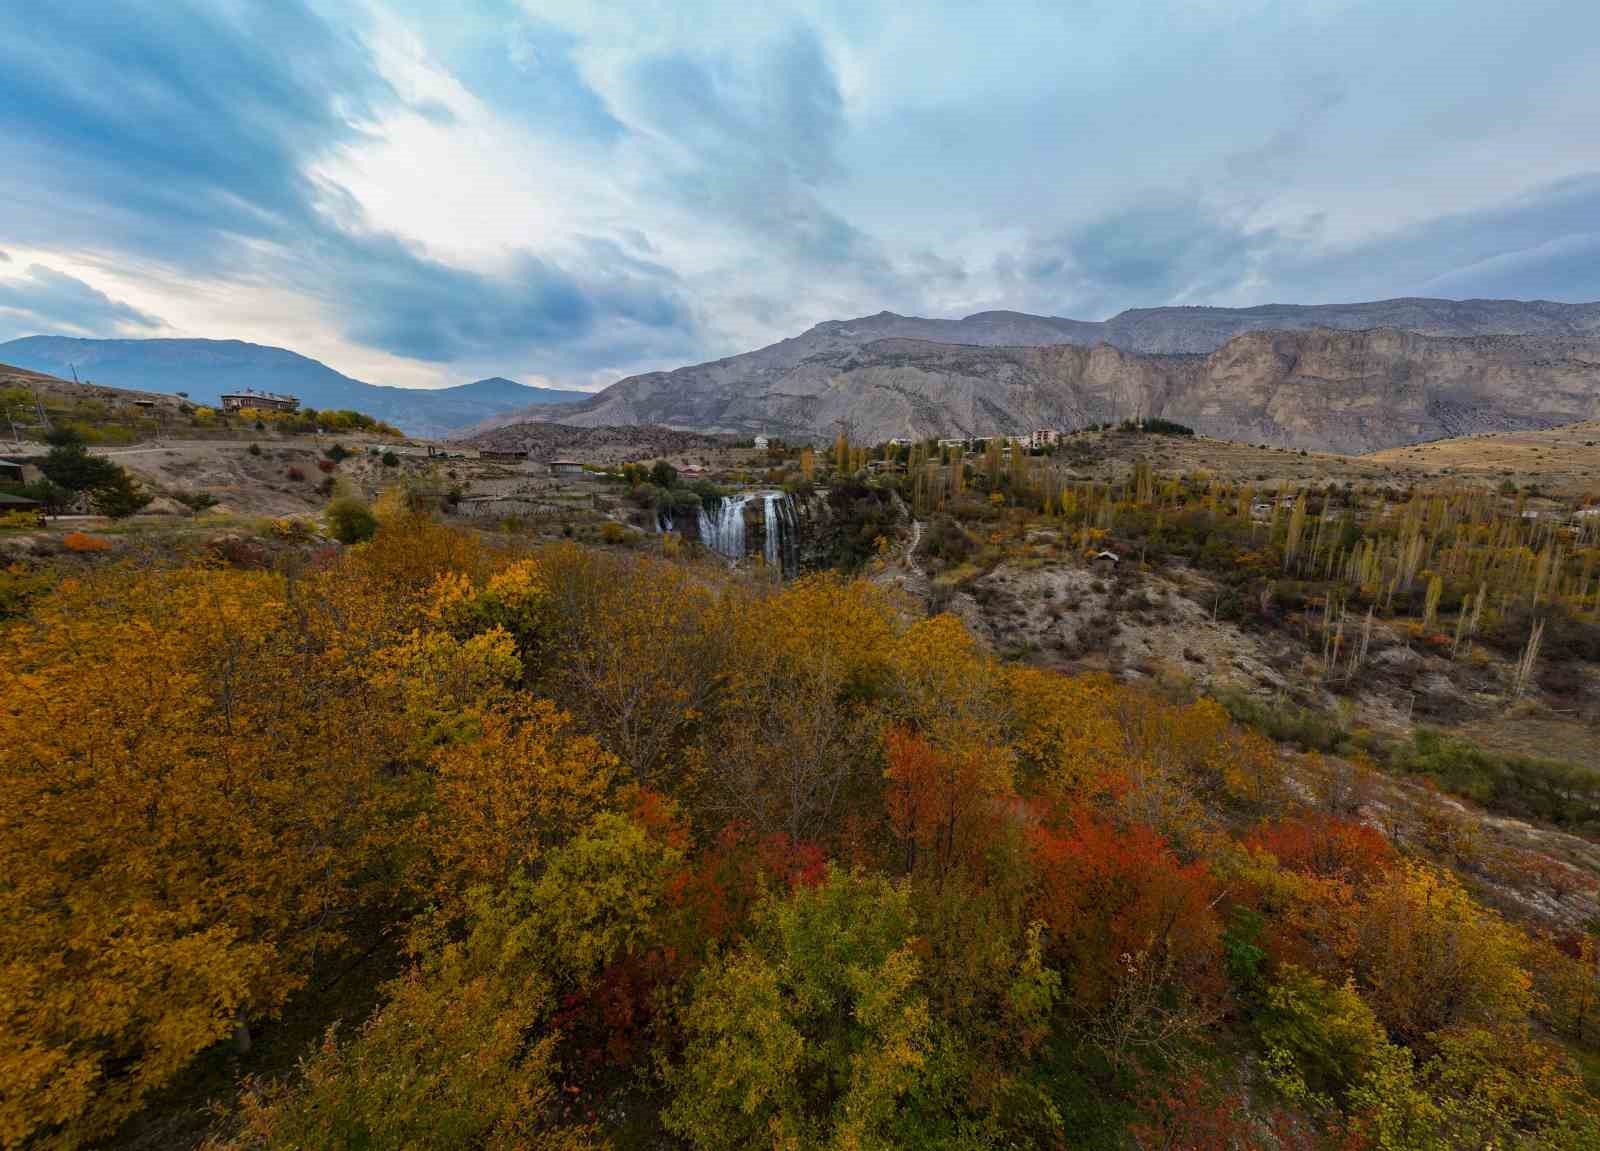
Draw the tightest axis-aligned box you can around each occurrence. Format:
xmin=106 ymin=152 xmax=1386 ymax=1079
xmin=1365 ymin=421 xmax=1600 ymax=497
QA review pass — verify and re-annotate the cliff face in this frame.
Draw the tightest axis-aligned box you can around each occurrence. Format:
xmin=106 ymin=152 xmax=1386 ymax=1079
xmin=529 ymin=325 xmax=1600 ymax=452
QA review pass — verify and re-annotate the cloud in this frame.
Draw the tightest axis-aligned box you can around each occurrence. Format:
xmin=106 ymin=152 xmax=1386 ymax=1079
xmin=1003 ymin=196 xmax=1279 ymax=317
xmin=620 ymin=28 xmax=889 ymax=276
xmin=1271 ymin=174 xmax=1600 ymax=303
xmin=0 ymin=264 xmax=163 ymax=340
xmin=323 ymin=232 xmax=693 ymax=367
xmin=3 ymin=1 xmax=1600 ymax=384
xmin=0 ymin=0 xmax=697 ymax=376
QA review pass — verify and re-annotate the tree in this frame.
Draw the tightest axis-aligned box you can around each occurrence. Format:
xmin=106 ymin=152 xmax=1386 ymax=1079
xmin=707 ymin=575 xmax=896 ymax=841
xmin=326 ymin=494 xmax=378 ymax=543
xmin=664 ymin=868 xmax=1014 ymax=1149
xmin=884 ymin=726 xmax=1011 ymax=887
xmin=90 ymin=467 xmax=152 ymax=517
xmin=650 ymin=460 xmax=678 ymax=489
xmin=0 ymin=565 xmax=418 ymax=1146
xmin=1027 ymin=805 xmax=1224 ymax=1068
xmin=35 ymin=429 xmax=147 ymax=515
xmin=540 ymin=546 xmax=727 ymax=785
xmin=424 ymin=701 xmax=616 ymax=895
xmin=1354 ymin=862 xmax=1532 ymax=1042
xmin=210 ymin=887 xmax=603 ymax=1151
xmin=1256 ymin=966 xmax=1386 ymax=1108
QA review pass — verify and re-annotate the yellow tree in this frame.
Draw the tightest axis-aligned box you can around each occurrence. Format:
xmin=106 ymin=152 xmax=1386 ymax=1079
xmin=1354 ymin=862 xmax=1532 ymax=1042
xmin=0 ymin=564 xmax=418 ymax=1147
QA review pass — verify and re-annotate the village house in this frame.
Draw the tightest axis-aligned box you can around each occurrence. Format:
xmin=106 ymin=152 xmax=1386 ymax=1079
xmin=548 ymin=459 xmax=586 ymax=477
xmin=219 ymin=389 xmax=300 ymax=413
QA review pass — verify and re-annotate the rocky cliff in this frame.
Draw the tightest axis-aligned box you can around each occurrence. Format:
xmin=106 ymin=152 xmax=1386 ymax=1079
xmin=475 ymin=298 xmax=1600 ymax=452
xmin=524 ymin=324 xmax=1600 ymax=453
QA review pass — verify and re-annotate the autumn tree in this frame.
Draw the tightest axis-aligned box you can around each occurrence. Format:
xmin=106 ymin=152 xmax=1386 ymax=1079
xmin=540 ymin=545 xmax=729 ymax=785
xmin=705 ymin=575 xmax=897 ymax=841
xmin=210 ymin=811 xmax=678 ymax=1151
xmin=1353 ymin=862 xmax=1532 ymax=1042
xmin=0 ymin=564 xmax=417 ymax=1147
xmin=424 ymin=699 xmax=616 ymax=896
xmin=664 ymin=868 xmax=1056 ymax=1149
xmin=1027 ymin=806 xmax=1224 ymax=1068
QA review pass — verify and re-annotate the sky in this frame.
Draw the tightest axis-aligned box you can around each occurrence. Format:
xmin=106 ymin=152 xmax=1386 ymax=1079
xmin=2 ymin=1 xmax=1599 ymax=391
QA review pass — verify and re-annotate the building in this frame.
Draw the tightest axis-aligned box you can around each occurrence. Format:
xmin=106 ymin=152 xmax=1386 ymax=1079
xmin=753 ymin=435 xmax=770 ymax=449
xmin=548 ymin=459 xmax=586 ymax=477
xmin=478 ymin=449 xmax=528 ymax=463
xmin=220 ymin=389 xmax=300 ymax=413
xmin=0 ymin=458 xmax=26 ymax=484
xmin=0 ymin=491 xmax=45 ymax=525
xmin=1012 ymin=429 xmax=1062 ymax=451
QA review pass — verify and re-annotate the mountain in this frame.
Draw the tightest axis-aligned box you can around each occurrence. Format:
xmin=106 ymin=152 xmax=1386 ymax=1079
xmin=472 ymin=298 xmax=1600 ymax=452
xmin=0 ymin=337 xmax=588 ymax=437
xmin=504 ymin=322 xmax=1600 ymax=454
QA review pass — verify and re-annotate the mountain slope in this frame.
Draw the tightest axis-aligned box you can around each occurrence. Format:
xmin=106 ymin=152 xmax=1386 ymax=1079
xmin=476 ymin=297 xmax=1600 ymax=443
xmin=535 ymin=325 xmax=1600 ymax=453
xmin=0 ymin=337 xmax=588 ymax=436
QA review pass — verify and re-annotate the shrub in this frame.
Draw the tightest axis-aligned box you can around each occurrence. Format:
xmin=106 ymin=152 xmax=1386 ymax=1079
xmin=599 ymin=521 xmax=628 ymax=545
xmin=174 ymin=490 xmax=219 ymax=513
xmin=381 ymin=450 xmax=399 ymax=468
xmin=326 ymin=497 xmax=378 ymax=544
xmin=0 ymin=510 xmax=42 ymax=531
xmin=1394 ymin=729 xmax=1600 ymax=831
xmin=248 ymin=443 xmax=262 ymax=456
xmin=325 ymin=443 xmax=351 ymax=463
xmin=285 ymin=466 xmax=306 ymax=482
xmin=1257 ymin=966 xmax=1385 ymax=1107
xmin=62 ymin=532 xmax=112 ymax=552
xmin=316 ymin=458 xmax=337 ymax=474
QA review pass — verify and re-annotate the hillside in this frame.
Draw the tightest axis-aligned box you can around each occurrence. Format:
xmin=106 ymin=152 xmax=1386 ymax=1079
xmin=0 ymin=337 xmax=589 ymax=436
xmin=532 ymin=325 xmax=1600 ymax=452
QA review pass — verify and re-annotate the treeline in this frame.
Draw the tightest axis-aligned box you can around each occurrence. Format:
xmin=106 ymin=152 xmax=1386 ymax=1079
xmin=199 ymin=403 xmax=401 ymax=436
xmin=2 ymin=509 xmax=1598 ymax=1148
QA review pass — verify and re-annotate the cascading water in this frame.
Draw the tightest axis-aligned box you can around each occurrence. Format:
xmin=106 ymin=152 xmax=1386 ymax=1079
xmin=698 ymin=493 xmax=753 ymax=561
xmin=656 ymin=507 xmax=674 ymax=534
xmin=762 ymin=492 xmax=799 ymax=577
xmin=697 ymin=491 xmax=800 ymax=576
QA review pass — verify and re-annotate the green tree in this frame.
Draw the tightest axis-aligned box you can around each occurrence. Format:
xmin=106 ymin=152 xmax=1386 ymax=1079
xmin=665 ymin=868 xmax=1011 ymax=1150
xmin=326 ymin=496 xmax=378 ymax=544
xmin=650 ymin=460 xmax=678 ymax=489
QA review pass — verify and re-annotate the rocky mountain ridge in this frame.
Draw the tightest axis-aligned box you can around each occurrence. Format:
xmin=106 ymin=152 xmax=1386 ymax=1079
xmin=503 ymin=323 xmax=1600 ymax=453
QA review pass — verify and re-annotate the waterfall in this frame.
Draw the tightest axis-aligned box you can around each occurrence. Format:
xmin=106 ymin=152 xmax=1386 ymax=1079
xmin=762 ymin=492 xmax=799 ymax=577
xmin=656 ymin=507 xmax=674 ymax=534
xmin=697 ymin=491 xmax=800 ymax=575
xmin=698 ymin=493 xmax=753 ymax=561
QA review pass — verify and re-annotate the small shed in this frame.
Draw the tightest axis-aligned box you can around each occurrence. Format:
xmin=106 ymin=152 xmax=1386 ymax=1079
xmin=0 ymin=458 xmax=26 ymax=484
xmin=1089 ymin=549 xmax=1120 ymax=567
xmin=548 ymin=459 xmax=585 ymax=477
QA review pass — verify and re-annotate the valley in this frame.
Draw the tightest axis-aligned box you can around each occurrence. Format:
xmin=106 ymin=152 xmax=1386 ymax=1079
xmin=4 ymin=322 xmax=1599 ymax=1151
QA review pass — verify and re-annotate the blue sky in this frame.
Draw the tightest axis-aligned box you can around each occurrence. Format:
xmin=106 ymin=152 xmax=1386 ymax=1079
xmin=1 ymin=0 xmax=1598 ymax=389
